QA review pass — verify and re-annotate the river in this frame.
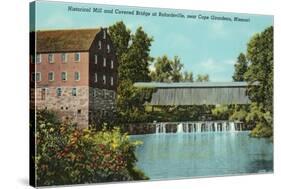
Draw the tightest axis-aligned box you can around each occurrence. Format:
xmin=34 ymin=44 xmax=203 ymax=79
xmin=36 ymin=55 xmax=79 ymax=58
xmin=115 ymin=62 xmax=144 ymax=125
xmin=130 ymin=131 xmax=273 ymax=180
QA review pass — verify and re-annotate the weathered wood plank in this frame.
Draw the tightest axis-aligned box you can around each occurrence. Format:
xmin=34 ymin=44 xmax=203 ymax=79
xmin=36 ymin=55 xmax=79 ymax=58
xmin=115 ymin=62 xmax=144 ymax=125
xmin=135 ymin=82 xmax=252 ymax=105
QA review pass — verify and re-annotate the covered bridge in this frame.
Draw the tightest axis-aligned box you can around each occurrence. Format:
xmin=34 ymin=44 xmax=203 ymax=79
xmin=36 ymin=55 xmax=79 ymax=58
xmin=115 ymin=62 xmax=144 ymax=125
xmin=134 ymin=82 xmax=255 ymax=105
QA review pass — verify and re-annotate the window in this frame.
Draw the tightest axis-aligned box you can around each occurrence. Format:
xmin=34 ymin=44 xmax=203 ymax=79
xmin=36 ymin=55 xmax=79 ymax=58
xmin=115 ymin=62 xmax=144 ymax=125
xmin=48 ymin=72 xmax=54 ymax=81
xmin=48 ymin=54 xmax=54 ymax=63
xmin=74 ymin=53 xmax=80 ymax=62
xmin=61 ymin=53 xmax=67 ymax=63
xmin=36 ymin=72 xmax=41 ymax=82
xmin=41 ymin=88 xmax=47 ymax=100
xmin=94 ymin=73 xmax=98 ymax=83
xmin=74 ymin=72 xmax=80 ymax=81
xmin=36 ymin=54 xmax=41 ymax=63
xmin=98 ymin=40 xmax=102 ymax=49
xmin=56 ymin=88 xmax=62 ymax=96
xmin=103 ymin=30 xmax=106 ymax=39
xmin=77 ymin=109 xmax=82 ymax=114
xmin=72 ymin=88 xmax=77 ymax=96
xmin=110 ymin=60 xmax=114 ymax=69
xmin=103 ymin=58 xmax=106 ymax=67
xmin=110 ymin=76 xmax=114 ymax=86
xmin=61 ymin=72 xmax=67 ymax=81
xmin=94 ymin=54 xmax=98 ymax=64
xmin=103 ymin=75 xmax=106 ymax=85
xmin=93 ymin=88 xmax=96 ymax=97
xmin=107 ymin=44 xmax=110 ymax=53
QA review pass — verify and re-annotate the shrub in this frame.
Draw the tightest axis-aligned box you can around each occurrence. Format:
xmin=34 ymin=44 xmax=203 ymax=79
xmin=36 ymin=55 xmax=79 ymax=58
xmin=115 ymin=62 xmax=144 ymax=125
xmin=246 ymin=103 xmax=273 ymax=138
xmin=35 ymin=110 xmax=148 ymax=186
xmin=250 ymin=123 xmax=273 ymax=138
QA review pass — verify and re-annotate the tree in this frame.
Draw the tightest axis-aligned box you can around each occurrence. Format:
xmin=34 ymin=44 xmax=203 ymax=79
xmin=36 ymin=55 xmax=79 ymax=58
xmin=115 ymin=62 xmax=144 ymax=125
xmin=151 ymin=55 xmax=173 ymax=82
xmin=108 ymin=21 xmax=131 ymax=62
xmin=231 ymin=26 xmax=273 ymax=138
xmin=196 ymin=74 xmax=209 ymax=82
xmin=120 ymin=27 xmax=153 ymax=82
xmin=151 ymin=55 xmax=184 ymax=82
xmin=182 ymin=71 xmax=194 ymax=82
xmin=170 ymin=56 xmax=183 ymax=82
xmin=244 ymin=26 xmax=273 ymax=113
xmin=109 ymin=22 xmax=154 ymax=116
xmin=109 ymin=22 xmax=153 ymax=83
xmin=232 ymin=53 xmax=248 ymax=81
xmin=211 ymin=105 xmax=233 ymax=120
xmin=245 ymin=26 xmax=273 ymax=138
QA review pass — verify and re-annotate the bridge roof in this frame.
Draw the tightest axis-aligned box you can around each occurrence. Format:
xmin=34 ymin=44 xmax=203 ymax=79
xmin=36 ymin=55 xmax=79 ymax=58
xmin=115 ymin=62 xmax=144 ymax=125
xmin=134 ymin=82 xmax=252 ymax=88
xmin=133 ymin=81 xmax=257 ymax=105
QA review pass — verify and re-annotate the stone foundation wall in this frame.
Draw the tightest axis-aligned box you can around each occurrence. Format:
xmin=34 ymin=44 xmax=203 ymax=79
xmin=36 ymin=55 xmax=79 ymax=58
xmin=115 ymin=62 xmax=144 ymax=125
xmin=35 ymin=86 xmax=89 ymax=129
xmin=89 ymin=88 xmax=117 ymax=123
xmin=126 ymin=123 xmax=156 ymax=135
xmin=35 ymin=86 xmax=117 ymax=128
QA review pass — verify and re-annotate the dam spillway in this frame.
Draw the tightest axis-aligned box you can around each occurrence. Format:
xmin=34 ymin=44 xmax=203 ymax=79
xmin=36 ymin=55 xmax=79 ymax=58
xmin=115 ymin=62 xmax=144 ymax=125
xmin=155 ymin=121 xmax=243 ymax=134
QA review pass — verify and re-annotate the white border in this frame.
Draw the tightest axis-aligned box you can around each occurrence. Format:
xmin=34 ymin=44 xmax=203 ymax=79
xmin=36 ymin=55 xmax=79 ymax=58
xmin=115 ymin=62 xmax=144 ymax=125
xmin=0 ymin=0 xmax=280 ymax=189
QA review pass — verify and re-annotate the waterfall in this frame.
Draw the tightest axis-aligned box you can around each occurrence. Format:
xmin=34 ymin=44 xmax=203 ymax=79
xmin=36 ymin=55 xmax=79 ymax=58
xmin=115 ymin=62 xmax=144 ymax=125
xmin=222 ymin=122 xmax=227 ymax=132
xmin=196 ymin=122 xmax=201 ymax=133
xmin=177 ymin=123 xmax=183 ymax=133
xmin=156 ymin=123 xmax=166 ymax=134
xmin=155 ymin=121 xmax=241 ymax=134
xmin=214 ymin=122 xmax=218 ymax=132
xmin=155 ymin=123 xmax=159 ymax=134
xmin=230 ymin=122 xmax=236 ymax=132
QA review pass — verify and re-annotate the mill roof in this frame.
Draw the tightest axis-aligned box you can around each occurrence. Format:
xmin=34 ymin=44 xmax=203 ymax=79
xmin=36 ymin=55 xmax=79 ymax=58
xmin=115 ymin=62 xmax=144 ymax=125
xmin=36 ymin=28 xmax=101 ymax=53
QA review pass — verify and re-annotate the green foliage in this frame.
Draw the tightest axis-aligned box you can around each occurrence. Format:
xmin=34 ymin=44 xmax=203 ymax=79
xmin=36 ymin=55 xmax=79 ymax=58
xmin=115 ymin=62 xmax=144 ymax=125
xmin=182 ymin=71 xmax=194 ymax=82
xmin=211 ymin=105 xmax=233 ymax=120
xmin=127 ymin=27 xmax=153 ymax=82
xmin=196 ymin=74 xmax=209 ymax=82
xmin=230 ymin=108 xmax=248 ymax=122
xmin=230 ymin=26 xmax=273 ymax=138
xmin=35 ymin=110 xmax=147 ymax=186
xmin=109 ymin=21 xmax=153 ymax=87
xmin=151 ymin=55 xmax=198 ymax=82
xmin=250 ymin=123 xmax=273 ymax=138
xmin=246 ymin=103 xmax=273 ymax=133
xmin=151 ymin=55 xmax=209 ymax=83
xmin=108 ymin=21 xmax=131 ymax=61
xmin=109 ymin=22 xmax=153 ymax=118
xmin=151 ymin=55 xmax=173 ymax=82
xmin=117 ymin=80 xmax=153 ymax=114
xmin=244 ymin=26 xmax=273 ymax=113
xmin=144 ymin=105 xmax=214 ymax=122
xmin=232 ymin=53 xmax=248 ymax=81
xmin=170 ymin=56 xmax=184 ymax=82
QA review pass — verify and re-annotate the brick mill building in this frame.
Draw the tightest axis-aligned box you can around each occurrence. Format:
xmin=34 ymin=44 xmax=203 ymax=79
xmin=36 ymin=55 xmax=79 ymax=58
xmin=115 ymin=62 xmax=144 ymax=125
xmin=30 ymin=28 xmax=118 ymax=128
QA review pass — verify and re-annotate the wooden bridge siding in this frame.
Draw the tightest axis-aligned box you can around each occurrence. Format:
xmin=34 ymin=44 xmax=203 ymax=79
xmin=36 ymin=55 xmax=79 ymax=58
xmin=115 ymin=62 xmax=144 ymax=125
xmin=150 ymin=87 xmax=250 ymax=105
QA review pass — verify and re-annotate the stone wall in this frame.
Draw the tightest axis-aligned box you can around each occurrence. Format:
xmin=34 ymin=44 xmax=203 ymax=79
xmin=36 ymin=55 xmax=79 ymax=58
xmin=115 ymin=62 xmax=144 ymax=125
xmin=35 ymin=86 xmax=117 ymax=128
xmin=89 ymin=87 xmax=117 ymax=123
xmin=126 ymin=123 xmax=156 ymax=135
xmin=35 ymin=86 xmax=89 ymax=129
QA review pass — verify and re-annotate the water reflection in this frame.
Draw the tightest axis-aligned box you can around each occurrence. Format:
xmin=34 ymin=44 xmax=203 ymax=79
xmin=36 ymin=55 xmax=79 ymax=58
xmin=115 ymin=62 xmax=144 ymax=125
xmin=130 ymin=132 xmax=273 ymax=180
